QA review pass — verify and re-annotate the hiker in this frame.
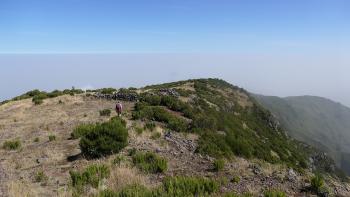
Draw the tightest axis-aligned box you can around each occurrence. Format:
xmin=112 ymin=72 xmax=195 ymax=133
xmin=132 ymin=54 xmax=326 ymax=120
xmin=115 ymin=101 xmax=123 ymax=117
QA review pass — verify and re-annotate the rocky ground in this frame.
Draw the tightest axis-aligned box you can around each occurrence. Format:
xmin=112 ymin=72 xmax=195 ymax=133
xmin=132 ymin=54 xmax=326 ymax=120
xmin=0 ymin=93 xmax=349 ymax=197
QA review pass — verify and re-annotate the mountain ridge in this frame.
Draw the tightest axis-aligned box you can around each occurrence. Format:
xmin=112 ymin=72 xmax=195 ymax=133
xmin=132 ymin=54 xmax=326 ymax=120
xmin=0 ymin=78 xmax=349 ymax=196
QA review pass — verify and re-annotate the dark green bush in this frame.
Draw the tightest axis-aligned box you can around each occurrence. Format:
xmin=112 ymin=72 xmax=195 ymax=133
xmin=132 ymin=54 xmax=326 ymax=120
xmin=79 ymin=118 xmax=128 ymax=158
xmin=71 ymin=123 xmax=95 ymax=139
xmin=100 ymin=88 xmax=117 ymax=94
xmin=32 ymin=96 xmax=44 ymax=105
xmin=48 ymin=135 xmax=56 ymax=141
xmin=133 ymin=106 xmax=188 ymax=132
xmin=196 ymin=132 xmax=232 ymax=158
xmin=3 ymin=139 xmax=21 ymax=150
xmin=213 ymin=159 xmax=225 ymax=172
xmin=132 ymin=152 xmax=168 ymax=173
xmin=100 ymin=109 xmax=112 ymax=116
xmin=128 ymin=148 xmax=137 ymax=156
xmin=70 ymin=164 xmax=110 ymax=191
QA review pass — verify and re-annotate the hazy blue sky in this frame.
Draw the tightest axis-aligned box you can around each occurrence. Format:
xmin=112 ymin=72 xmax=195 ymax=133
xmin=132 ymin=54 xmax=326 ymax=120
xmin=0 ymin=1 xmax=349 ymax=106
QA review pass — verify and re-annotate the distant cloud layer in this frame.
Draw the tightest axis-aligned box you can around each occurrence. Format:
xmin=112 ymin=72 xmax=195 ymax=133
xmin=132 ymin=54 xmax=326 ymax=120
xmin=0 ymin=53 xmax=349 ymax=107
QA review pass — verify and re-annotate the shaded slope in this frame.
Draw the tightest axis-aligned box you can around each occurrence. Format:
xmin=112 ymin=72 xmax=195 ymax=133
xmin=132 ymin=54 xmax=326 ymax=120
xmin=255 ymin=95 xmax=350 ymax=174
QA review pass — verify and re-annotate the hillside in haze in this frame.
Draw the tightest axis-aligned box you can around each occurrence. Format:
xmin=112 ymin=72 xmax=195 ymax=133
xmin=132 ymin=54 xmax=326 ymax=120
xmin=255 ymin=95 xmax=350 ymax=175
xmin=0 ymin=79 xmax=349 ymax=196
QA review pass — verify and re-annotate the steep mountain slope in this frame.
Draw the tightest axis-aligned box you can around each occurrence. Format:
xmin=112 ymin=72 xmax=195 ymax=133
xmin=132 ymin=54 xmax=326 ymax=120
xmin=0 ymin=79 xmax=349 ymax=196
xmin=254 ymin=95 xmax=350 ymax=174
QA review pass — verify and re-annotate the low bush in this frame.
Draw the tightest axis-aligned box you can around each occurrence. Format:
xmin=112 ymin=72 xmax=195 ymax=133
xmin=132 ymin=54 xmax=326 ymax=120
xmin=99 ymin=185 xmax=153 ymax=197
xmin=71 ymin=123 xmax=95 ymax=139
xmin=34 ymin=170 xmax=48 ymax=183
xmin=151 ymin=132 xmax=161 ymax=140
xmin=132 ymin=152 xmax=168 ymax=173
xmin=70 ymin=164 xmax=110 ymax=192
xmin=231 ymin=176 xmax=241 ymax=183
xmin=100 ymin=109 xmax=112 ymax=117
xmin=128 ymin=148 xmax=137 ymax=156
xmin=34 ymin=137 xmax=40 ymax=142
xmin=112 ymin=155 xmax=125 ymax=166
xmin=213 ymin=159 xmax=225 ymax=172
xmin=134 ymin=126 xmax=143 ymax=135
xmin=98 ymin=176 xmax=220 ymax=197
xmin=311 ymin=174 xmax=325 ymax=193
xmin=264 ymin=190 xmax=286 ymax=197
xmin=163 ymin=176 xmax=219 ymax=196
xmin=48 ymin=135 xmax=56 ymax=141
xmin=144 ymin=121 xmax=156 ymax=131
xmin=3 ymin=139 xmax=21 ymax=150
xmin=133 ymin=106 xmax=188 ymax=132
xmin=99 ymin=88 xmax=117 ymax=94
xmin=79 ymin=118 xmax=128 ymax=158
xmin=32 ymin=97 xmax=44 ymax=105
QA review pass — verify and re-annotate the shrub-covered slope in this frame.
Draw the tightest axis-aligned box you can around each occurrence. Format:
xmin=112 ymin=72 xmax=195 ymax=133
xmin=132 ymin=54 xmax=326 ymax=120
xmin=137 ymin=79 xmax=308 ymax=170
xmin=254 ymin=95 xmax=350 ymax=175
xmin=0 ymin=78 xmax=348 ymax=196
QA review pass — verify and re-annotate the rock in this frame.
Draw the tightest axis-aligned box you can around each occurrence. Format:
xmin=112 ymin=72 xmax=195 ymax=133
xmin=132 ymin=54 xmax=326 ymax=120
xmin=36 ymin=157 xmax=49 ymax=164
xmin=158 ymin=89 xmax=180 ymax=97
xmin=250 ymin=164 xmax=262 ymax=175
xmin=287 ymin=169 xmax=298 ymax=182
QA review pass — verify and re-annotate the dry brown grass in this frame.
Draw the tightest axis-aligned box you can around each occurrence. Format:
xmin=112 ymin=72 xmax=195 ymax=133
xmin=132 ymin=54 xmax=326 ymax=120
xmin=107 ymin=166 xmax=150 ymax=191
xmin=7 ymin=180 xmax=37 ymax=197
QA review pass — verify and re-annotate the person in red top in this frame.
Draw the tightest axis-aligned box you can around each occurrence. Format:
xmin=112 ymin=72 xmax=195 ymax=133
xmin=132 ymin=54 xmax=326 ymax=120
xmin=115 ymin=101 xmax=123 ymax=117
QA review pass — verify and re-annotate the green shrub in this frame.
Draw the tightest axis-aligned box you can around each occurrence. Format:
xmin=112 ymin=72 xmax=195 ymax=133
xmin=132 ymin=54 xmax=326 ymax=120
xmin=70 ymin=164 xmax=110 ymax=191
xmin=264 ymin=190 xmax=286 ymax=197
xmin=98 ymin=177 xmax=220 ymax=197
xmin=34 ymin=170 xmax=48 ymax=183
xmin=79 ymin=118 xmax=128 ymax=158
xmin=151 ymin=132 xmax=161 ymax=140
xmin=231 ymin=176 xmax=241 ymax=183
xmin=128 ymin=148 xmax=137 ymax=156
xmin=34 ymin=137 xmax=40 ymax=143
xmin=32 ymin=97 xmax=44 ymax=105
xmin=71 ymin=123 xmax=95 ymax=139
xmin=196 ymin=132 xmax=232 ymax=158
xmin=112 ymin=155 xmax=125 ymax=166
xmin=99 ymin=185 xmax=153 ymax=197
xmin=100 ymin=88 xmax=117 ymax=94
xmin=3 ymin=139 xmax=21 ymax=150
xmin=144 ymin=121 xmax=156 ymax=131
xmin=135 ymin=126 xmax=143 ymax=135
xmin=133 ymin=106 xmax=188 ymax=132
xmin=311 ymin=174 xmax=324 ymax=193
xmin=213 ymin=159 xmax=225 ymax=172
xmin=163 ymin=176 xmax=219 ymax=196
xmin=132 ymin=152 xmax=168 ymax=173
xmin=48 ymin=135 xmax=56 ymax=141
xmin=100 ymin=109 xmax=112 ymax=117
